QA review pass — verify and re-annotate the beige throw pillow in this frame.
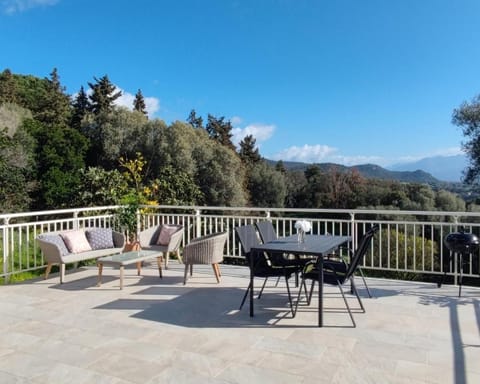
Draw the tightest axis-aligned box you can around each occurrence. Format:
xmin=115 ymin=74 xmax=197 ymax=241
xmin=60 ymin=230 xmax=92 ymax=253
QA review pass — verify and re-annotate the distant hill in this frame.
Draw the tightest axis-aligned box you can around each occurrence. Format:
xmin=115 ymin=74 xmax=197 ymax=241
xmin=266 ymin=160 xmax=440 ymax=184
xmin=388 ymin=154 xmax=467 ymax=182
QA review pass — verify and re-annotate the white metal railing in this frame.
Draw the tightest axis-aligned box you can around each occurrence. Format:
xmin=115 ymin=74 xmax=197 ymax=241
xmin=1 ymin=205 xmax=480 ymax=286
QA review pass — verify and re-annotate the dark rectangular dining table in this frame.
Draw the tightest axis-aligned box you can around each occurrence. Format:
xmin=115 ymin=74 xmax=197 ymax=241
xmin=250 ymin=234 xmax=351 ymax=327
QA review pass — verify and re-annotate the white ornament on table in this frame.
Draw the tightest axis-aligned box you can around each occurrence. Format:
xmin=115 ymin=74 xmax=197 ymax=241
xmin=294 ymin=220 xmax=312 ymax=243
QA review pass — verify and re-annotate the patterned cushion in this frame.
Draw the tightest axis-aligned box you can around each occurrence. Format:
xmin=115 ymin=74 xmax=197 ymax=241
xmin=38 ymin=234 xmax=70 ymax=256
xmin=85 ymin=228 xmax=114 ymax=250
xmin=60 ymin=230 xmax=92 ymax=253
xmin=156 ymin=224 xmax=178 ymax=245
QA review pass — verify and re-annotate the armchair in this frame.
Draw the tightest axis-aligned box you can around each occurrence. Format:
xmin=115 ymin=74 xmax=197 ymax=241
xmin=182 ymin=232 xmax=228 ymax=284
xmin=138 ymin=224 xmax=184 ymax=269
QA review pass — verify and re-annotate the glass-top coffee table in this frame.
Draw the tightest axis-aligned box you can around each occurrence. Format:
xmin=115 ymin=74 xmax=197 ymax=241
xmin=97 ymin=250 xmax=163 ymax=289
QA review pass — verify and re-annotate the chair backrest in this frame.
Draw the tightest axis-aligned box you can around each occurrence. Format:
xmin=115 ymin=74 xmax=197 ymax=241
xmin=345 ymin=224 xmax=379 ymax=278
xmin=235 ymin=225 xmax=260 ymax=257
xmin=255 ymin=221 xmax=277 ymax=243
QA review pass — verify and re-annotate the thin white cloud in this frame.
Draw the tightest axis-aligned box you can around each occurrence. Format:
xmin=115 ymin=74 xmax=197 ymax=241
xmin=113 ymin=87 xmax=160 ymax=118
xmin=232 ymin=123 xmax=275 ymax=146
xmin=271 ymin=144 xmax=465 ymax=168
xmin=272 ymin=144 xmax=338 ymax=163
xmin=2 ymin=0 xmax=58 ymax=14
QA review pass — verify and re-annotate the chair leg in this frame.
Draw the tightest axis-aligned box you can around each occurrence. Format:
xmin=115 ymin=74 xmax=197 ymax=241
xmin=357 ymin=268 xmax=372 ymax=298
xmin=351 ymin=280 xmax=365 ymax=313
xmin=284 ymin=274 xmax=294 ymax=317
xmin=239 ymin=282 xmax=251 ymax=310
xmin=308 ymin=280 xmax=315 ymax=305
xmin=274 ymin=276 xmax=281 ymax=287
xmin=212 ymin=263 xmax=221 ymax=283
xmin=183 ymin=264 xmax=189 ymax=285
xmin=338 ymin=282 xmax=356 ymax=327
xmin=45 ymin=263 xmax=53 ymax=280
xmin=258 ymin=277 xmax=269 ymax=299
xmin=294 ymin=276 xmax=309 ymax=315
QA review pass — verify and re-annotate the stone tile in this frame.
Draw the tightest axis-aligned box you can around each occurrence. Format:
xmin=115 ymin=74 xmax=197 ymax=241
xmin=0 ymin=265 xmax=478 ymax=383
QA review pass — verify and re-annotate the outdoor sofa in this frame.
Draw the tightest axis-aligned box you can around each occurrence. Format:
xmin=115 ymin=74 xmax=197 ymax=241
xmin=36 ymin=228 xmax=125 ymax=283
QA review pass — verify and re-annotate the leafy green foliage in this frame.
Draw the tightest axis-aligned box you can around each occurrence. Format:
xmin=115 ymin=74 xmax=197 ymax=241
xmin=248 ymin=161 xmax=286 ymax=208
xmin=74 ymin=167 xmax=127 ymax=207
xmin=452 ymin=94 xmax=480 ymax=184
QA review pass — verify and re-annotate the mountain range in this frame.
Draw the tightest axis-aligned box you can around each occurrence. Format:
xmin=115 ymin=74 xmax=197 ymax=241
xmin=388 ymin=154 xmax=467 ymax=182
xmin=267 ymin=154 xmax=468 ymax=184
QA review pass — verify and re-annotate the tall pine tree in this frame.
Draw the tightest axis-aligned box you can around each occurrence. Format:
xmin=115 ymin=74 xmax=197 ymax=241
xmin=133 ymin=89 xmax=147 ymax=117
xmin=36 ymin=68 xmax=71 ymax=127
xmin=88 ymin=75 xmax=121 ymax=115
xmin=205 ymin=114 xmax=236 ymax=151
xmin=239 ymin=134 xmax=261 ymax=167
xmin=71 ymin=85 xmax=90 ymax=130
xmin=187 ymin=109 xmax=203 ymax=129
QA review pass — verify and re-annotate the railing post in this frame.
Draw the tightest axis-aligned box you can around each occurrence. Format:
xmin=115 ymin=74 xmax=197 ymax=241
xmin=195 ymin=209 xmax=202 ymax=238
xmin=2 ymin=217 xmax=10 ymax=283
xmin=453 ymin=216 xmax=459 ymax=286
xmin=73 ymin=210 xmax=79 ymax=230
xmin=136 ymin=209 xmax=141 ymax=241
xmin=350 ymin=212 xmax=356 ymax=248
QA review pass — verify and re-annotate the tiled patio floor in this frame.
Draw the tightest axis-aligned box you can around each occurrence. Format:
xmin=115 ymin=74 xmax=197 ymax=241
xmin=0 ymin=262 xmax=479 ymax=383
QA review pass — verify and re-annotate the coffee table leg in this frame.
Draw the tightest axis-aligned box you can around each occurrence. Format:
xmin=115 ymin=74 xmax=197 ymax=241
xmin=97 ymin=262 xmax=103 ymax=286
xmin=136 ymin=261 xmax=141 ymax=276
xmin=156 ymin=257 xmax=163 ymax=278
xmin=119 ymin=266 xmax=124 ymax=290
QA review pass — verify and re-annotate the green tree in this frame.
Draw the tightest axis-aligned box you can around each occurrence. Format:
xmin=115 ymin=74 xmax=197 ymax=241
xmin=0 ymin=127 xmax=35 ymax=212
xmin=435 ymin=189 xmax=466 ymax=212
xmin=193 ymin=137 xmax=247 ymax=206
xmin=71 ymin=85 xmax=90 ymax=130
xmin=238 ymin=134 xmax=261 ymax=167
xmin=205 ymin=114 xmax=236 ymax=151
xmin=133 ymin=89 xmax=147 ymax=117
xmin=25 ymin=119 xmax=88 ymax=209
xmin=0 ymin=69 xmax=17 ymax=104
xmin=88 ymin=75 xmax=121 ymax=115
xmin=150 ymin=166 xmax=203 ymax=205
xmin=187 ymin=109 xmax=203 ymax=129
xmin=74 ymin=167 xmax=127 ymax=207
xmin=84 ymin=75 xmax=122 ymax=167
xmin=35 ymin=68 xmax=71 ymax=127
xmin=452 ymin=94 xmax=480 ymax=184
xmin=248 ymin=161 xmax=286 ymax=207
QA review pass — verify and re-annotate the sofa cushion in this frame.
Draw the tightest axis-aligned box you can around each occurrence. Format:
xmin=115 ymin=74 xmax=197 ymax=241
xmin=85 ymin=228 xmax=114 ymax=250
xmin=38 ymin=234 xmax=70 ymax=256
xmin=60 ymin=230 xmax=92 ymax=253
xmin=156 ymin=224 xmax=178 ymax=245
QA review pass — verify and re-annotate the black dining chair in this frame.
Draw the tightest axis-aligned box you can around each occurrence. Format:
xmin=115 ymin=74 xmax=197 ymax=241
xmin=255 ymin=220 xmax=309 ymax=287
xmin=255 ymin=221 xmax=278 ymax=243
xmin=235 ymin=225 xmax=300 ymax=315
xmin=295 ymin=224 xmax=379 ymax=327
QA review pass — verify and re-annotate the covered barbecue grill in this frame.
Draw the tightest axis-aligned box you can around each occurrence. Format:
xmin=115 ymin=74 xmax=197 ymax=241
xmin=439 ymin=227 xmax=479 ymax=296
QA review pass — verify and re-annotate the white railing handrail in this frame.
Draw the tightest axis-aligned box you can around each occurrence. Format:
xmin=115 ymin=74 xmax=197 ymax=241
xmin=2 ymin=205 xmax=480 ymax=285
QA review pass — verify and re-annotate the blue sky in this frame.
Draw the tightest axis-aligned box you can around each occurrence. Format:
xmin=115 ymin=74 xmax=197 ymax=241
xmin=1 ymin=0 xmax=479 ymax=167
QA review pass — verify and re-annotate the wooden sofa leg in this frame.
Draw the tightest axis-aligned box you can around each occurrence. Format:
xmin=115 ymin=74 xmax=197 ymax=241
xmin=45 ymin=263 xmax=53 ymax=280
xmin=60 ymin=264 xmax=66 ymax=284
